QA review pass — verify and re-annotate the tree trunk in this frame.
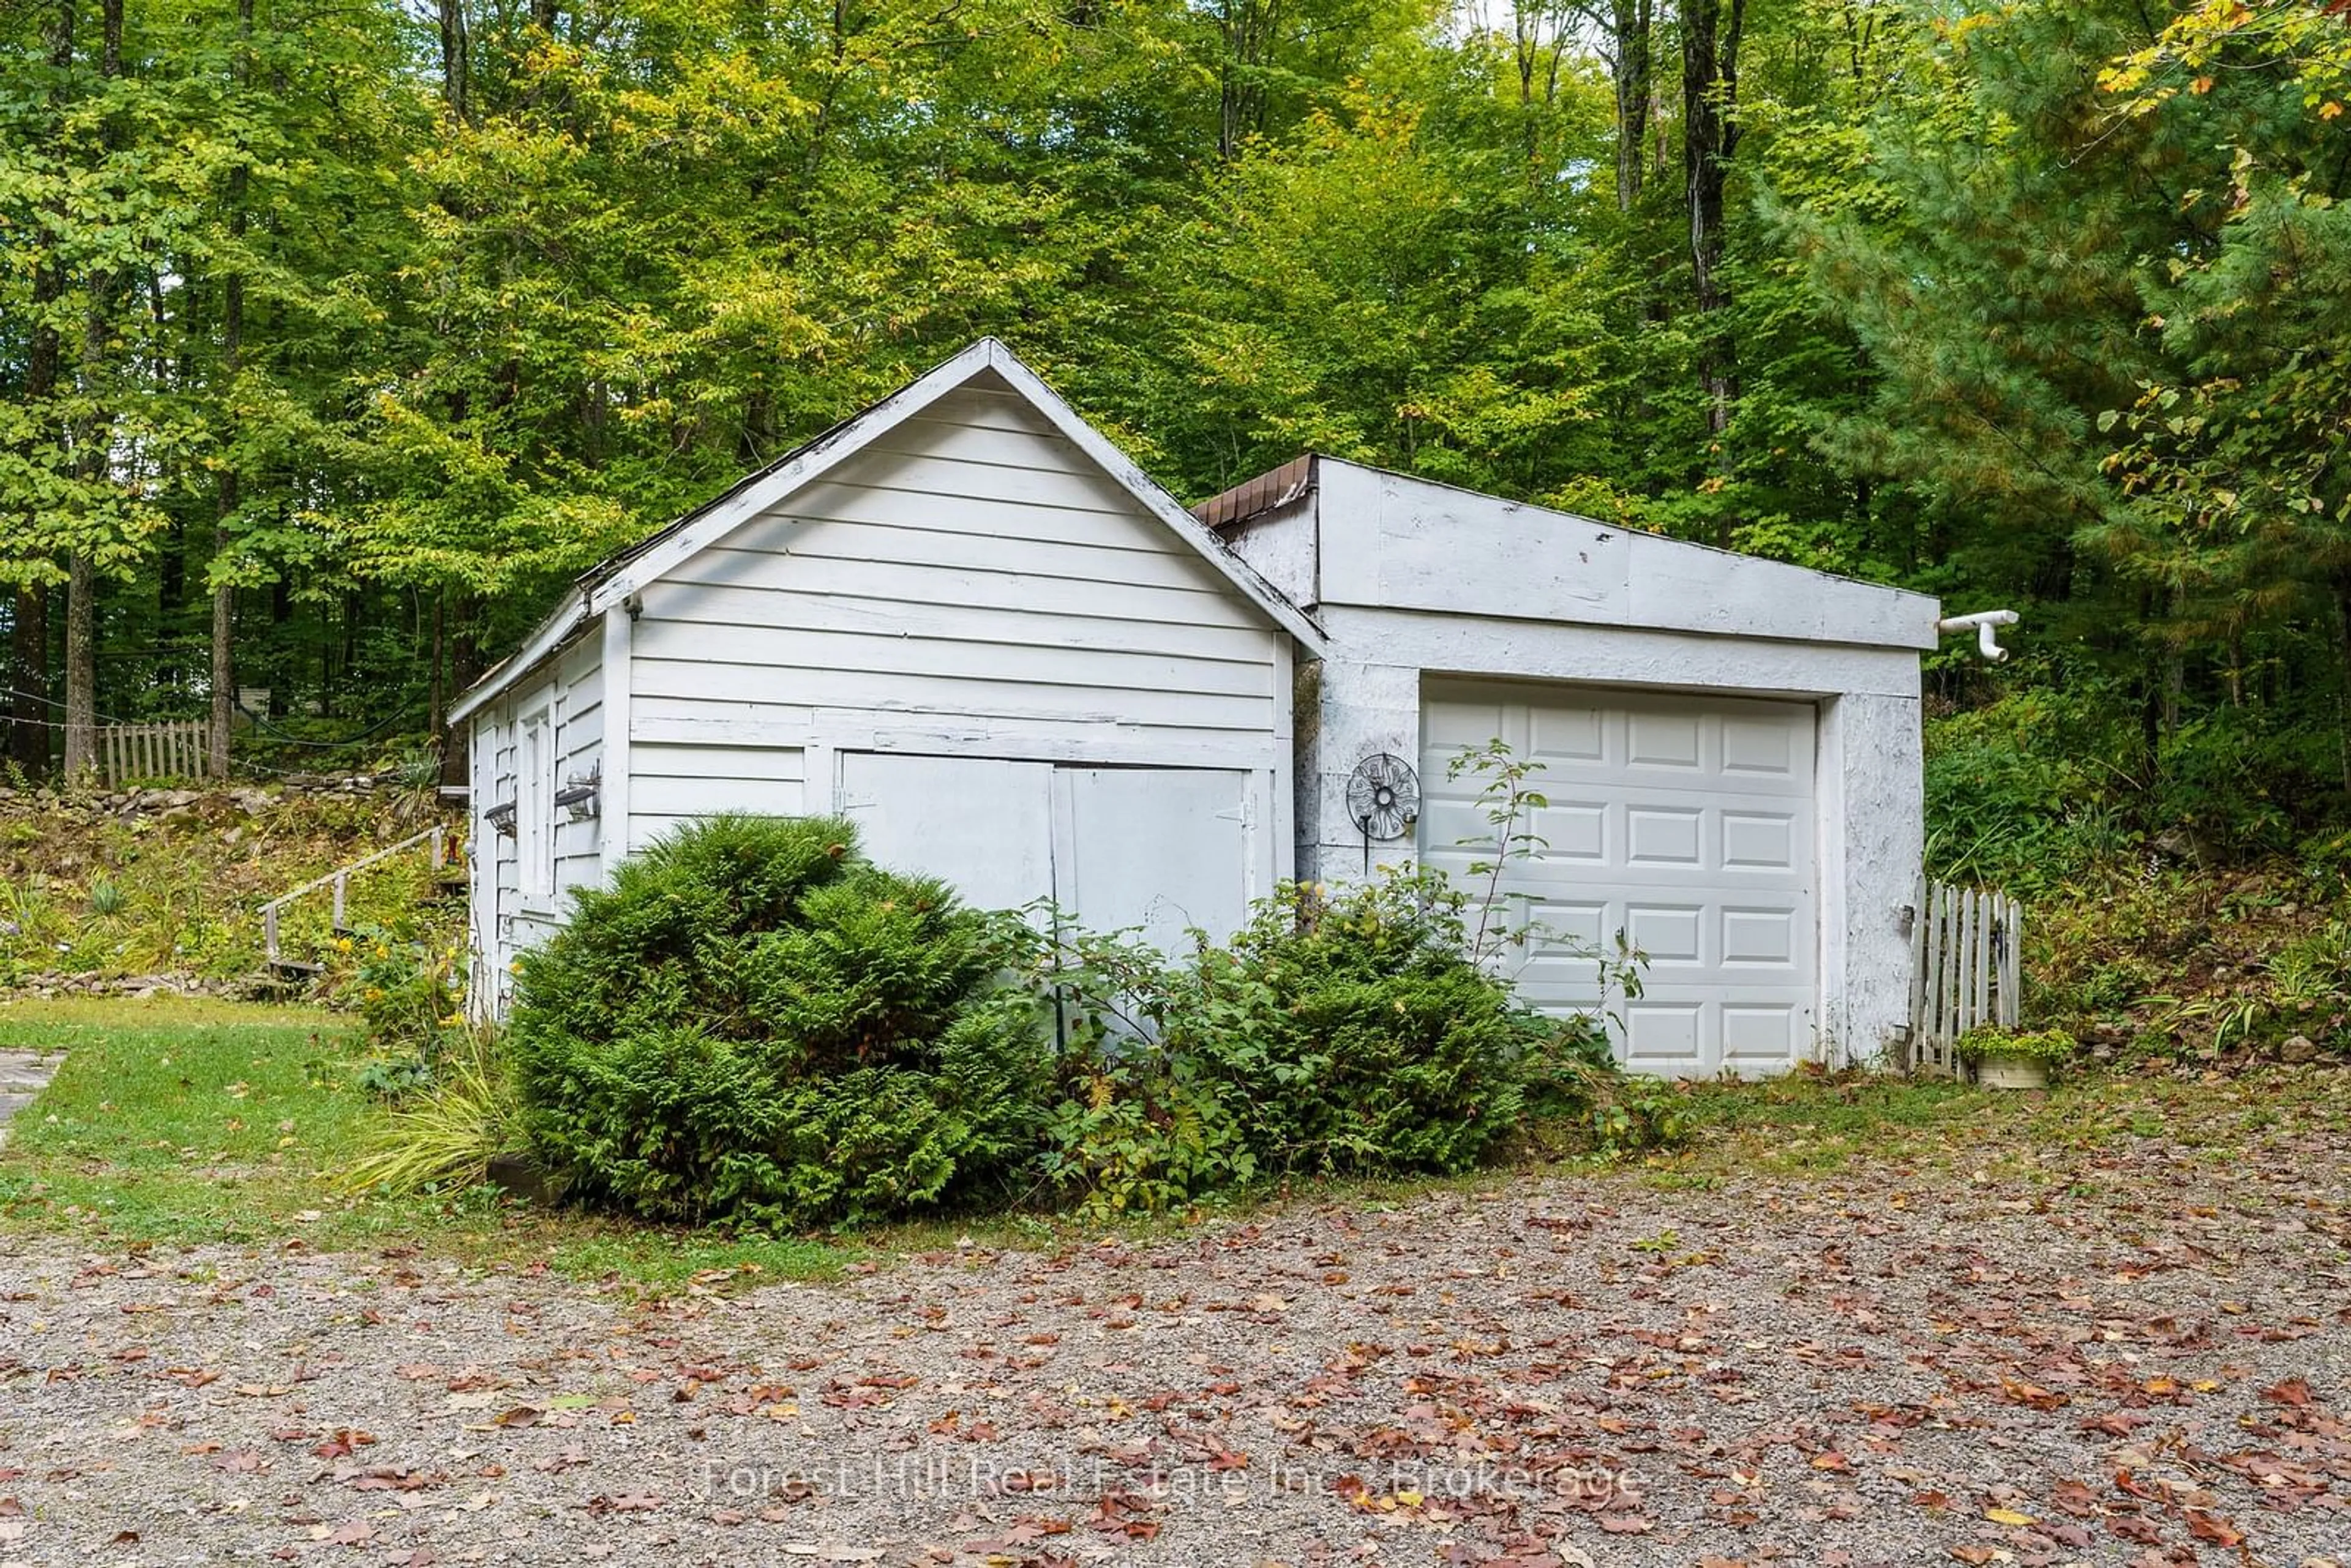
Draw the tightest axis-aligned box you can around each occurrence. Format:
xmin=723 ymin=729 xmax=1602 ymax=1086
xmin=64 ymin=0 xmax=123 ymax=782
xmin=209 ymin=558 xmax=234 ymax=775
xmin=1217 ymin=0 xmax=1272 ymax=161
xmin=209 ymin=0 xmax=251 ymax=781
xmin=63 ymin=556 xmax=95 ymax=779
xmin=2336 ymin=583 xmax=2351 ymax=794
xmin=1683 ymin=0 xmax=1745 ymax=541
xmin=1611 ymin=0 xmax=1653 ymax=214
xmin=438 ymin=0 xmax=470 ymax=122
xmin=9 ymin=588 xmax=48 ymax=779
xmin=428 ymin=589 xmax=445 ymax=745
xmin=9 ymin=1 xmax=75 ymax=782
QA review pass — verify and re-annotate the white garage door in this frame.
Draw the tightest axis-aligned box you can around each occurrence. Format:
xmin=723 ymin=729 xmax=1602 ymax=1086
xmin=838 ymin=753 xmax=1253 ymax=955
xmin=1420 ymin=683 xmax=1818 ymax=1075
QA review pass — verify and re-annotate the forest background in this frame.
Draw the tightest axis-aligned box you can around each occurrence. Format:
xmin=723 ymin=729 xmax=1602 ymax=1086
xmin=3 ymin=0 xmax=2349 ymax=901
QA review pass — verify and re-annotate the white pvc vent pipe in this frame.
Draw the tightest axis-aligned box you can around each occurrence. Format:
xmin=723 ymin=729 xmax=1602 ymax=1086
xmin=1936 ymin=609 xmax=2019 ymax=662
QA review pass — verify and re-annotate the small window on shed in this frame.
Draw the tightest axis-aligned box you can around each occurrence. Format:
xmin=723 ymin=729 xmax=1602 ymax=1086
xmin=519 ymin=708 xmax=555 ymax=902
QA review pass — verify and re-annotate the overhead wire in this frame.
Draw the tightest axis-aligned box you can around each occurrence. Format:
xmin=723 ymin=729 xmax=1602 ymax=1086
xmin=4 ymin=684 xmax=421 ymax=749
xmin=1 ymin=686 xmax=430 ymax=782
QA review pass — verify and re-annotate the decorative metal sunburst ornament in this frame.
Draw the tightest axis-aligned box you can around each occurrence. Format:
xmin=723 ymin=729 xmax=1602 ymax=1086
xmin=1345 ymin=752 xmax=1421 ymax=872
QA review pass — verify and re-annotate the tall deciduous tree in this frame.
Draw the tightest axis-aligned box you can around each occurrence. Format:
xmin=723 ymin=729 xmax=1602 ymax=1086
xmin=1 ymin=0 xmax=77 ymax=778
xmin=207 ymin=0 xmax=252 ymax=779
xmin=1682 ymin=0 xmax=1745 ymax=523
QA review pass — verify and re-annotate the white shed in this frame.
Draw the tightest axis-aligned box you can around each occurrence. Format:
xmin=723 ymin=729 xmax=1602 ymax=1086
xmin=449 ymin=339 xmax=1321 ymax=1018
xmin=1201 ymin=456 xmax=1941 ymax=1075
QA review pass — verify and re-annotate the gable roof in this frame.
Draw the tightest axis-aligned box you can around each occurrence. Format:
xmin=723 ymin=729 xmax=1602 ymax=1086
xmin=448 ymin=339 xmax=1324 ymax=726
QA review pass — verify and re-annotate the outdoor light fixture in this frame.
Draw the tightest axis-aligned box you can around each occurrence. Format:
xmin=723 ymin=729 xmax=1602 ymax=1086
xmin=556 ymin=767 xmax=601 ymax=820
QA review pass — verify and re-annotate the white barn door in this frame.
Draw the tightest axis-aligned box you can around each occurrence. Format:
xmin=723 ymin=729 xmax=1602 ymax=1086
xmin=1419 ymin=683 xmax=1818 ymax=1076
xmin=837 ymin=752 xmax=1252 ymax=951
xmin=1056 ymin=766 xmax=1251 ymax=958
xmin=838 ymin=754 xmax=1056 ymax=914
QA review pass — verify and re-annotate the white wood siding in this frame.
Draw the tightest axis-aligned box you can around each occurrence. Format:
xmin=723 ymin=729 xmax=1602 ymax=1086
xmin=550 ymin=637 xmax=604 ymax=898
xmin=631 ymin=741 xmax=806 ymax=848
xmin=467 ymin=633 xmax=605 ymax=1009
xmin=464 ymin=369 xmax=1299 ymax=1016
xmin=621 ymin=381 xmax=1288 ymax=854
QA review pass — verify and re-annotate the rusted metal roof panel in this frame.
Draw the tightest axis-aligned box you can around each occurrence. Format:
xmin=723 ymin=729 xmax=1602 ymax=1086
xmin=1192 ymin=454 xmax=1316 ymax=531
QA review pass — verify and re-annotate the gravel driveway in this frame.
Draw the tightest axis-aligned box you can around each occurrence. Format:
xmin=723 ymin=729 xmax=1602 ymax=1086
xmin=2 ymin=1139 xmax=2347 ymax=1568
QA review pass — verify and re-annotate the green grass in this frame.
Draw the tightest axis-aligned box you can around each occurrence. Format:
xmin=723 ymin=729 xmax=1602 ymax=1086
xmin=0 ymin=996 xmax=1531 ymax=1275
xmin=0 ymin=996 xmax=861 ymax=1285
xmin=5 ymin=997 xmax=2342 ymax=1285
xmin=0 ymin=996 xmax=370 ymax=1235
xmin=1652 ymin=1061 xmax=2351 ymax=1184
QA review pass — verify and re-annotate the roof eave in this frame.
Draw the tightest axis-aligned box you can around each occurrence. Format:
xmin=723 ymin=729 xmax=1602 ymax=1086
xmin=444 ymin=591 xmax=591 ymax=727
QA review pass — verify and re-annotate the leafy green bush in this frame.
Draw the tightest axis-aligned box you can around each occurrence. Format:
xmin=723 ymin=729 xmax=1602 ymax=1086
xmin=509 ymin=815 xmax=1051 ymax=1228
xmin=1924 ymin=673 xmax=2138 ymax=893
xmin=1040 ymin=1027 xmax=1256 ymax=1217
xmin=1182 ymin=874 xmax=1598 ymax=1175
xmin=1587 ymin=1079 xmax=1695 ymax=1160
xmin=1024 ymin=870 xmax=1612 ymax=1214
xmin=1924 ymin=656 xmax=2351 ymax=895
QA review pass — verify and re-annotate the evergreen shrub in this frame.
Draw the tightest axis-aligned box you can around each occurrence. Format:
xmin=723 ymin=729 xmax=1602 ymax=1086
xmin=509 ymin=815 xmax=1049 ymax=1227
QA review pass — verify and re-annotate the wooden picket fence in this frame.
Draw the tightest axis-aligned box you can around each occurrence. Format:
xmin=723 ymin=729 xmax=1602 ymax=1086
xmin=97 ymin=721 xmax=209 ymax=786
xmin=1908 ymin=876 xmax=2022 ymax=1075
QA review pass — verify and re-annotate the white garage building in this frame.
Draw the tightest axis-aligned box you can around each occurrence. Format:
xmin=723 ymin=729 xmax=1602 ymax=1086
xmin=1199 ymin=456 xmax=1940 ymax=1074
xmin=452 ymin=339 xmax=1944 ymax=1071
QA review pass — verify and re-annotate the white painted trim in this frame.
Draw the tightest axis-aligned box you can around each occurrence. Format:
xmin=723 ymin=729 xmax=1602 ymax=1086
xmin=631 ymin=714 xmax=820 ymax=748
xmin=467 ymin=709 xmax=493 ymax=1022
xmin=515 ymin=696 xmax=558 ymax=917
xmin=599 ymin=606 xmax=634 ymax=871
xmin=1245 ymin=770 xmax=1274 ymax=900
xmin=1814 ymin=694 xmax=1850 ymax=1068
xmin=1048 ymin=765 xmax=1078 ymax=921
xmin=1269 ymin=636 xmax=1296 ymax=891
xmin=626 ymin=709 xmax=1281 ymax=770
xmin=1322 ymin=606 xmax=1924 ymax=700
xmin=804 ymin=740 xmax=838 ymax=820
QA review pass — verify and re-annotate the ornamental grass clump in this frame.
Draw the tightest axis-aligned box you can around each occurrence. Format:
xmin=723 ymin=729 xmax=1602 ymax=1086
xmin=508 ymin=814 xmax=1051 ymax=1228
